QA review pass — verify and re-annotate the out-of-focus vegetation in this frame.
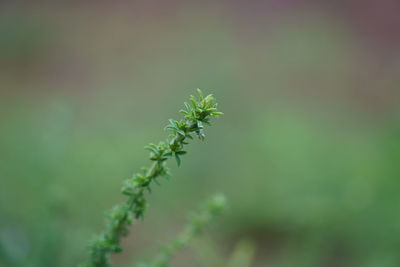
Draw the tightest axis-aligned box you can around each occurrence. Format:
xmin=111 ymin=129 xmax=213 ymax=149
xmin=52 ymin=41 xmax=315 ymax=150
xmin=1 ymin=1 xmax=400 ymax=267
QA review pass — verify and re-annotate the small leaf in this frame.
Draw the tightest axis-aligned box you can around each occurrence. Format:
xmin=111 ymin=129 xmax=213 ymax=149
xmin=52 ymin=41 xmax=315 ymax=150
xmin=190 ymin=95 xmax=198 ymax=108
xmin=175 ymin=154 xmax=181 ymax=166
xmin=177 ymin=129 xmax=185 ymax=136
xmin=165 ymin=125 xmax=177 ymax=131
xmin=197 ymin=88 xmax=204 ymax=101
xmin=184 ymin=102 xmax=191 ymax=111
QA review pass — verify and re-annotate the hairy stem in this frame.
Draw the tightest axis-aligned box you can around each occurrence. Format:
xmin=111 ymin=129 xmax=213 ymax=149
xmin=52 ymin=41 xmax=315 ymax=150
xmin=82 ymin=89 xmax=223 ymax=267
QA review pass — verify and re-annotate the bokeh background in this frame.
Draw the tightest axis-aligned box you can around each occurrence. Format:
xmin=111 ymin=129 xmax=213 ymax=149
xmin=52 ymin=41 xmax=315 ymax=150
xmin=1 ymin=1 xmax=400 ymax=266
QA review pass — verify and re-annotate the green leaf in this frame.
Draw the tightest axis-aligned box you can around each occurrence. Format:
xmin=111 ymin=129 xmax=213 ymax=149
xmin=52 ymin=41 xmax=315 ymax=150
xmin=177 ymin=129 xmax=185 ymax=136
xmin=165 ymin=125 xmax=178 ymax=132
xmin=168 ymin=119 xmax=176 ymax=126
xmin=197 ymin=88 xmax=204 ymax=101
xmin=175 ymin=154 xmax=181 ymax=166
xmin=190 ymin=95 xmax=198 ymax=108
xmin=184 ymin=102 xmax=191 ymax=111
xmin=144 ymin=146 xmax=157 ymax=153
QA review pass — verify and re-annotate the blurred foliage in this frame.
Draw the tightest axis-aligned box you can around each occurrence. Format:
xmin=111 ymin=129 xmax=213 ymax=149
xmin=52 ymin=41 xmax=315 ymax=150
xmin=138 ymin=194 xmax=227 ymax=267
xmin=1 ymin=2 xmax=400 ymax=267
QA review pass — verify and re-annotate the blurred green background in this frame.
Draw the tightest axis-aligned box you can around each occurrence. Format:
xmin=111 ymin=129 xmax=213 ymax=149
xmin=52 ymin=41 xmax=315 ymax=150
xmin=1 ymin=1 xmax=400 ymax=266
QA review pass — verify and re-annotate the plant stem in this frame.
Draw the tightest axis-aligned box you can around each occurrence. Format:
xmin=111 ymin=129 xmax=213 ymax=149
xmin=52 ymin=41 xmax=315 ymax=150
xmin=82 ymin=89 xmax=223 ymax=267
xmin=140 ymin=194 xmax=227 ymax=267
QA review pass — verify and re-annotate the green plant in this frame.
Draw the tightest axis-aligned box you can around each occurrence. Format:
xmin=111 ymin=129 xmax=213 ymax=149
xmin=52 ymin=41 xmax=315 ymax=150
xmin=82 ymin=89 xmax=223 ymax=267
xmin=138 ymin=194 xmax=227 ymax=267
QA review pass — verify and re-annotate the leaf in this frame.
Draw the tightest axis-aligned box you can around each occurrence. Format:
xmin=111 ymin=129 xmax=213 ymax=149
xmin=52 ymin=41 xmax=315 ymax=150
xmin=199 ymin=134 xmax=205 ymax=141
xmin=190 ymin=95 xmax=198 ymax=108
xmin=165 ymin=125 xmax=178 ymax=132
xmin=184 ymin=102 xmax=191 ymax=111
xmin=168 ymin=119 xmax=176 ymax=126
xmin=144 ymin=145 xmax=157 ymax=153
xmin=175 ymin=154 xmax=181 ymax=166
xmin=177 ymin=129 xmax=185 ymax=136
xmin=197 ymin=88 xmax=204 ymax=101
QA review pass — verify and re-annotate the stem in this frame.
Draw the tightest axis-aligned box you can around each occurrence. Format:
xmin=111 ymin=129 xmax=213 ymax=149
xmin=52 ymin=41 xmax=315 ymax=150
xmin=143 ymin=194 xmax=226 ymax=267
xmin=82 ymin=89 xmax=222 ymax=267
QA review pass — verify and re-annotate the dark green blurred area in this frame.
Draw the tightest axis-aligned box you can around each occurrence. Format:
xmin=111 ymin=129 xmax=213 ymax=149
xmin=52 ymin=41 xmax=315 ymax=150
xmin=1 ymin=2 xmax=400 ymax=267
